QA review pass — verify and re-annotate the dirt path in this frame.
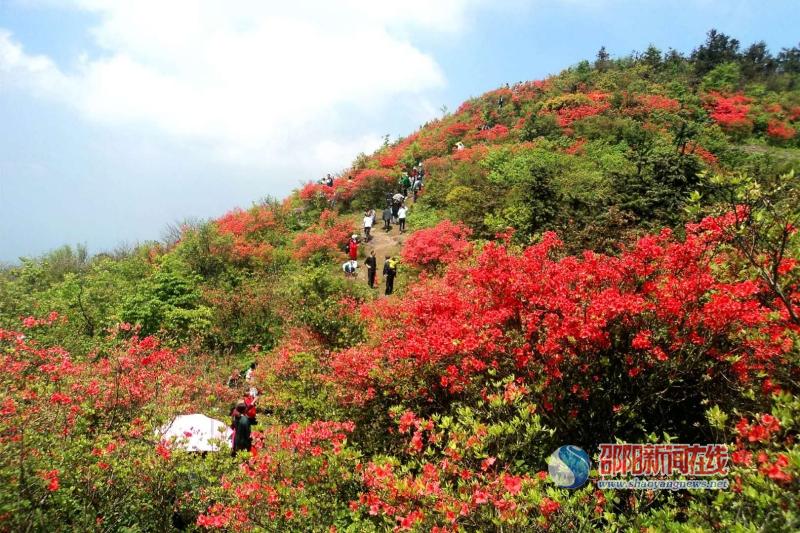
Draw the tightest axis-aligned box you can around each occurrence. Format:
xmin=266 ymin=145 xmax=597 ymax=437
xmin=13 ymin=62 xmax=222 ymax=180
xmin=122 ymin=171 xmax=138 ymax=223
xmin=355 ymin=223 xmax=405 ymax=286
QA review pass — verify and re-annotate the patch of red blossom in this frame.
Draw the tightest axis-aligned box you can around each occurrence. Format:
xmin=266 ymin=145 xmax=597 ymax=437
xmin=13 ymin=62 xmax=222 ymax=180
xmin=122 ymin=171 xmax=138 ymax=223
xmin=548 ymin=92 xmax=611 ymax=127
xmin=564 ymin=138 xmax=587 ymax=155
xmin=539 ymin=497 xmax=560 ymax=518
xmin=474 ymin=124 xmax=510 ymax=142
xmin=766 ymin=120 xmax=796 ymax=140
xmin=40 ymin=469 xmax=60 ymax=491
xmin=686 ymin=141 xmax=718 ymax=166
xmin=759 ymin=453 xmax=793 ymax=483
xmin=325 ymin=211 xmax=797 ymax=408
xmin=350 ymin=414 xmax=542 ymax=530
xmin=292 ymin=210 xmax=354 ymax=261
xmin=21 ymin=311 xmax=63 ymax=329
xmin=401 ymin=220 xmax=473 ymax=271
xmin=705 ymin=92 xmax=752 ymax=131
xmin=213 ymin=204 xmax=286 ymax=262
xmin=450 ymin=144 xmax=489 ymax=163
xmin=300 ymin=169 xmax=396 ymax=207
xmin=378 ymin=133 xmax=420 ymax=169
xmin=445 ymin=122 xmax=472 ymax=138
xmin=735 ymin=414 xmax=781 ymax=443
xmin=639 ymin=94 xmax=681 ymax=112
xmin=196 ymin=420 xmax=356 ymax=530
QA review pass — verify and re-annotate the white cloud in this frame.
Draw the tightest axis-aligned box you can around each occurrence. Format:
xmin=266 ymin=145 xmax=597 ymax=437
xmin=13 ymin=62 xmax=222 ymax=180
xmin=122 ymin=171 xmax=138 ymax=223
xmin=1 ymin=1 xmax=496 ymax=172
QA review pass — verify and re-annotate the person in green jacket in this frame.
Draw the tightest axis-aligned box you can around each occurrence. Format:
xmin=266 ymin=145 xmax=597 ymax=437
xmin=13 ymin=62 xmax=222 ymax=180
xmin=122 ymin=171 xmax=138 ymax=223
xmin=400 ymin=173 xmax=411 ymax=196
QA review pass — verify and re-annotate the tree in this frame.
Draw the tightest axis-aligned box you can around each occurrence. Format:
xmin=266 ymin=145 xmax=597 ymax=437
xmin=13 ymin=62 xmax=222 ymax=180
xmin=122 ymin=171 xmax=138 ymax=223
xmin=739 ymin=41 xmax=775 ymax=80
xmin=595 ymin=46 xmax=611 ymax=71
xmin=641 ymin=44 xmax=663 ymax=70
xmin=691 ymin=29 xmax=741 ymax=77
xmin=777 ymin=43 xmax=800 ymax=74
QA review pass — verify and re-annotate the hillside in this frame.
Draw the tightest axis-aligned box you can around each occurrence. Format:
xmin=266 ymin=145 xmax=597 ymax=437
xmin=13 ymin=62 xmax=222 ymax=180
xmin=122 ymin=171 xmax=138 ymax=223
xmin=1 ymin=31 xmax=800 ymax=531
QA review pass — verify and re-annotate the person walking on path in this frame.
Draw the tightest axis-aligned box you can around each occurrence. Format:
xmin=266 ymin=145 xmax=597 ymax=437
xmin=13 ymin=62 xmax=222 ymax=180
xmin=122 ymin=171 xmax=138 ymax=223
xmin=363 ymin=210 xmax=374 ymax=242
xmin=382 ymin=205 xmax=392 ymax=231
xmin=398 ymin=204 xmax=408 ymax=233
xmin=391 ymin=194 xmax=404 ymax=222
xmin=348 ymin=234 xmax=359 ymax=261
xmin=365 ymin=250 xmax=377 ymax=288
xmin=383 ymin=255 xmax=397 ymax=295
xmin=411 ymin=178 xmax=420 ymax=202
xmin=400 ymin=173 xmax=412 ymax=197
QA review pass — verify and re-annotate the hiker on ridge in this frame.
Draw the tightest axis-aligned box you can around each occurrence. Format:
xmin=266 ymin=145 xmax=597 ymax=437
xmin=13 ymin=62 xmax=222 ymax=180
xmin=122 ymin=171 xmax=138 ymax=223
xmin=383 ymin=255 xmax=398 ymax=295
xmin=363 ymin=210 xmax=374 ymax=242
xmin=382 ymin=205 xmax=392 ymax=231
xmin=400 ymin=173 xmax=412 ymax=197
xmin=365 ymin=250 xmax=377 ymax=288
xmin=398 ymin=203 xmax=408 ymax=233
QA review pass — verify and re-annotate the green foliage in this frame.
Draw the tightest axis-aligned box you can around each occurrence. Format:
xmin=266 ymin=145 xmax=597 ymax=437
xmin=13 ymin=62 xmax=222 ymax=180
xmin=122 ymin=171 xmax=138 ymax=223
xmin=286 ymin=266 xmax=366 ymax=349
xmin=121 ymin=254 xmax=212 ymax=341
xmin=701 ymin=61 xmax=742 ymax=92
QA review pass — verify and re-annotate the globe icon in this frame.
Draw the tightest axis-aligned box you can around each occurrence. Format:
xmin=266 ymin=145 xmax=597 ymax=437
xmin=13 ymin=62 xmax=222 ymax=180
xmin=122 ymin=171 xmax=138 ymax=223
xmin=548 ymin=445 xmax=591 ymax=488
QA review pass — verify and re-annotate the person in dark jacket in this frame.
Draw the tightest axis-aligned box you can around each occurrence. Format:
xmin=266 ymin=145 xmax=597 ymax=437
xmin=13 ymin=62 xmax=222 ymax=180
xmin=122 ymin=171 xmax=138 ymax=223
xmin=232 ymin=402 xmax=253 ymax=455
xmin=383 ymin=255 xmax=397 ymax=295
xmin=365 ymin=250 xmax=377 ymax=288
xmin=382 ymin=206 xmax=392 ymax=231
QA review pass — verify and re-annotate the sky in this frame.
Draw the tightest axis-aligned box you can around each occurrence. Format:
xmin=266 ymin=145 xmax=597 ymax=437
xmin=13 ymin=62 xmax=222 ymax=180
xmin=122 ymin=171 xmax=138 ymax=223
xmin=1 ymin=0 xmax=798 ymax=262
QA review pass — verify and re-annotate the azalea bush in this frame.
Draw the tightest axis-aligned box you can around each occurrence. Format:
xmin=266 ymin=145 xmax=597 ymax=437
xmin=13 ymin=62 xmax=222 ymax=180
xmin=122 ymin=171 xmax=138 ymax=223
xmin=400 ymin=220 xmax=473 ymax=272
xmin=0 ymin=320 xmax=236 ymax=531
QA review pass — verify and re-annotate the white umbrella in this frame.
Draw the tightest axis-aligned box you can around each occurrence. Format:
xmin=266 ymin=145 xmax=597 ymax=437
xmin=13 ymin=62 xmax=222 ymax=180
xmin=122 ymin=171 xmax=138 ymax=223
xmin=157 ymin=414 xmax=232 ymax=452
xmin=392 ymin=193 xmax=405 ymax=202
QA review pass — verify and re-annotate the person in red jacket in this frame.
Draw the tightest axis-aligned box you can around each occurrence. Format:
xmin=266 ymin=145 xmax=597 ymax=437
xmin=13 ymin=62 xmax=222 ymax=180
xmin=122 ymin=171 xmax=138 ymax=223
xmin=348 ymin=235 xmax=358 ymax=261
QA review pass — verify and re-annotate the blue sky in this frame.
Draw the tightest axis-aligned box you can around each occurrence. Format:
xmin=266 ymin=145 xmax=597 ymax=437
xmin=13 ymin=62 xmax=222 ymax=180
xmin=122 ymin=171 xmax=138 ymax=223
xmin=1 ymin=0 xmax=798 ymax=262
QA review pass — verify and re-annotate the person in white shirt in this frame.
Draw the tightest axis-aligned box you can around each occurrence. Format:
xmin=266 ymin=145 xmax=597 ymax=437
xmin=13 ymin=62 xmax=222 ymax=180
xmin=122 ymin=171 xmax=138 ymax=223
xmin=363 ymin=210 xmax=374 ymax=242
xmin=342 ymin=259 xmax=358 ymax=277
xmin=398 ymin=204 xmax=408 ymax=233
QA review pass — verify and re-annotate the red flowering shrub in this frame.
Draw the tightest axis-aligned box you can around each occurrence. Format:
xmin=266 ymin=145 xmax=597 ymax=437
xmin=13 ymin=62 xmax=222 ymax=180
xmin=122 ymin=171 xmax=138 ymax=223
xmin=401 ymin=220 xmax=473 ymax=271
xmin=0 ymin=320 xmax=235 ymax=530
xmin=212 ymin=204 xmax=289 ymax=263
xmin=326 ymin=213 xmax=798 ymax=447
xmin=564 ymin=138 xmax=587 ymax=155
xmin=766 ymin=120 xmax=797 ymax=141
xmin=686 ymin=141 xmax=718 ymax=166
xmin=473 ymin=124 xmax=510 ymax=142
xmin=196 ymin=420 xmax=358 ymax=531
xmin=705 ymin=92 xmax=753 ymax=134
xmin=639 ymin=94 xmax=681 ymax=113
xmin=541 ymin=92 xmax=611 ymax=128
xmin=292 ymin=210 xmax=354 ymax=262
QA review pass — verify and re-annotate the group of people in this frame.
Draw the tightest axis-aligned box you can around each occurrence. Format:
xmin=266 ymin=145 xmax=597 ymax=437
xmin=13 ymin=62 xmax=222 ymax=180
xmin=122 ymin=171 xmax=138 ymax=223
xmin=342 ymin=243 xmax=398 ymax=295
xmin=229 ymin=362 xmax=259 ymax=455
xmin=381 ymin=194 xmax=409 ymax=233
xmin=364 ymin=251 xmax=398 ymax=294
xmin=401 ymin=163 xmax=425 ymax=201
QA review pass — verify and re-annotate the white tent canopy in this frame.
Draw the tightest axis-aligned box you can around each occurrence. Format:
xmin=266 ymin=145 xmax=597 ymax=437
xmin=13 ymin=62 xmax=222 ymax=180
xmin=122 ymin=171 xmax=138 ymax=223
xmin=157 ymin=414 xmax=232 ymax=452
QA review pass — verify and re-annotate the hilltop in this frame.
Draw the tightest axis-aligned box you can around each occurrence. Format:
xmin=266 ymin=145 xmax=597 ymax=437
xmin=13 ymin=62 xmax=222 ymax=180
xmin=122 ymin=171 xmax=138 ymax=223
xmin=1 ymin=30 xmax=800 ymax=531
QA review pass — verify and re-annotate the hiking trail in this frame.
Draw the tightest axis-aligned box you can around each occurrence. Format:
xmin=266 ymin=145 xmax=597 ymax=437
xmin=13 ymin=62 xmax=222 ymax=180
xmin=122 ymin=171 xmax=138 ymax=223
xmin=356 ymin=222 xmax=405 ymax=286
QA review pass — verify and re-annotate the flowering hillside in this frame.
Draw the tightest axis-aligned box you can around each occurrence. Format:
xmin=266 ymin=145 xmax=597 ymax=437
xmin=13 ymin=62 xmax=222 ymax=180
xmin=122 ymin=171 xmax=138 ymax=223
xmin=1 ymin=30 xmax=800 ymax=532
